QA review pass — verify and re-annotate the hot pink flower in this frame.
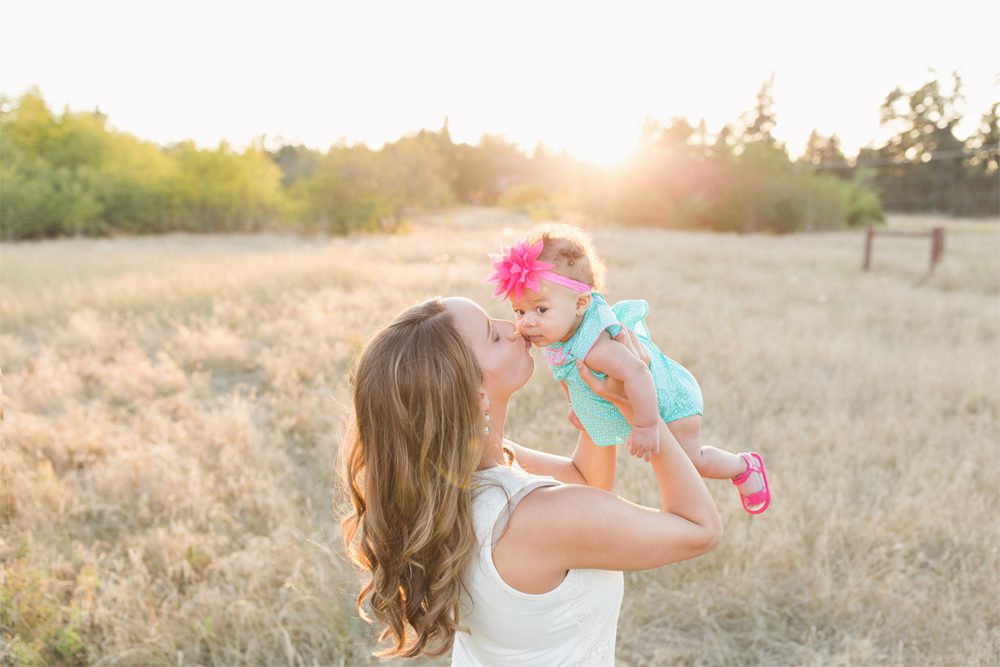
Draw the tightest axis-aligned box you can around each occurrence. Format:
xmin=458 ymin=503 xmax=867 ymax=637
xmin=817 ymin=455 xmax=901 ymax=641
xmin=485 ymin=239 xmax=555 ymax=301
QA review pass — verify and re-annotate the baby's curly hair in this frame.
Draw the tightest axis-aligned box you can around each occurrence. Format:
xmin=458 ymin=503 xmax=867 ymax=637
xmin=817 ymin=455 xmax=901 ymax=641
xmin=526 ymin=223 xmax=607 ymax=292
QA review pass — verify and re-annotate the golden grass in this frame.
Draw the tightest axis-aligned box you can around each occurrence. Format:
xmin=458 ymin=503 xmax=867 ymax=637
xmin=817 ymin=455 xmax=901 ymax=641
xmin=2 ymin=209 xmax=998 ymax=665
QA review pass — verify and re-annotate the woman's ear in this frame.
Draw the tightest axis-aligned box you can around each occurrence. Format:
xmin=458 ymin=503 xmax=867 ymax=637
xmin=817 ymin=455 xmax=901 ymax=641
xmin=576 ymin=293 xmax=592 ymax=316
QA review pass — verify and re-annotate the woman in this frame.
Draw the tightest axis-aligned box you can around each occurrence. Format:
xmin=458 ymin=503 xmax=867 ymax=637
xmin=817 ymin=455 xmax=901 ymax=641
xmin=340 ymin=296 xmax=722 ymax=665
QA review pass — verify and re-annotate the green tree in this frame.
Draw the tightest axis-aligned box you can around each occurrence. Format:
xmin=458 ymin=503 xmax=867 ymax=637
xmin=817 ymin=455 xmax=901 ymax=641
xmin=968 ymin=102 xmax=999 ymax=172
xmin=1 ymin=90 xmax=105 ymax=238
xmin=874 ymin=72 xmax=967 ymax=213
xmin=801 ymin=130 xmax=849 ymax=178
xmin=451 ymin=134 xmax=530 ymax=205
xmin=95 ymin=131 xmax=178 ymax=233
xmin=269 ymin=144 xmax=323 ymax=188
xmin=744 ymin=73 xmax=778 ymax=145
xmin=165 ymin=140 xmax=283 ymax=232
xmin=591 ymin=76 xmax=882 ymax=234
xmin=377 ymin=128 xmax=454 ymax=227
xmin=959 ymin=102 xmax=999 ymax=215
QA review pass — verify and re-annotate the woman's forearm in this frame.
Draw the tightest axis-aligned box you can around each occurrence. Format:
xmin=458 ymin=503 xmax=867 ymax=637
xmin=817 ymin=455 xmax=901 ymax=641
xmin=561 ymin=380 xmax=616 ymax=490
xmin=650 ymin=420 xmax=721 ymax=536
xmin=510 ymin=431 xmax=616 ymax=491
xmin=569 ymin=429 xmax=616 ymax=491
xmin=571 ymin=339 xmax=717 ymax=535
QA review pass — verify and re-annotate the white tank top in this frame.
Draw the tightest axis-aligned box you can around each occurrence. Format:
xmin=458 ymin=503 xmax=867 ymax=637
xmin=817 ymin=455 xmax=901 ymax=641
xmin=451 ymin=460 xmax=624 ymax=666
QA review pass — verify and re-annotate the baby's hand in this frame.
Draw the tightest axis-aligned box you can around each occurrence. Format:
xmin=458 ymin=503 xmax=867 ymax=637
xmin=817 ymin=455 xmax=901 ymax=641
xmin=626 ymin=424 xmax=659 ymax=461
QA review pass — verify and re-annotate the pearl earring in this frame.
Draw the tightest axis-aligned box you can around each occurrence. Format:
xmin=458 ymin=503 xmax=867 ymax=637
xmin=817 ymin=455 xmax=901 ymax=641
xmin=483 ymin=411 xmax=491 ymax=435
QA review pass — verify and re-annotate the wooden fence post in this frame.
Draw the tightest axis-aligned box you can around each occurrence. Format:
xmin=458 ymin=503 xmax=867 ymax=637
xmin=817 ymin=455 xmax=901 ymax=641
xmin=863 ymin=225 xmax=873 ymax=271
xmin=930 ymin=227 xmax=945 ymax=270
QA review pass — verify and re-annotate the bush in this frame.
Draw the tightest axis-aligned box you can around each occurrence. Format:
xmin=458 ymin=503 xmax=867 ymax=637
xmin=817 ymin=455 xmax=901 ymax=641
xmin=589 ymin=140 xmax=883 ymax=234
xmin=499 ymin=182 xmax=555 ymax=219
xmin=0 ymin=91 xmax=286 ymax=239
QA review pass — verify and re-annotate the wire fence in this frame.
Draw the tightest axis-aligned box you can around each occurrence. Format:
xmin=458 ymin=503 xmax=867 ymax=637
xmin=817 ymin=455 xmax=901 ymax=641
xmin=806 ymin=143 xmax=1000 ymax=169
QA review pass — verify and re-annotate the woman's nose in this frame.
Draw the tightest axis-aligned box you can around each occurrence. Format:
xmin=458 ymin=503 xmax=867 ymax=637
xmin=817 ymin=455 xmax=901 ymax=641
xmin=498 ymin=320 xmax=519 ymax=340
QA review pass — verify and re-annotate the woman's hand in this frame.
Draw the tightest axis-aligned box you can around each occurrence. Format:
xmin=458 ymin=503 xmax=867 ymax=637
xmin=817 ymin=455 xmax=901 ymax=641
xmin=560 ymin=381 xmax=587 ymax=431
xmin=576 ymin=326 xmax=649 ymax=423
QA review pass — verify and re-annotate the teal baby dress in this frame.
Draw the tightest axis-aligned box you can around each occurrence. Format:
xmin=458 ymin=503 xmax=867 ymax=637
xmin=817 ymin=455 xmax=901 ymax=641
xmin=543 ymin=292 xmax=704 ymax=447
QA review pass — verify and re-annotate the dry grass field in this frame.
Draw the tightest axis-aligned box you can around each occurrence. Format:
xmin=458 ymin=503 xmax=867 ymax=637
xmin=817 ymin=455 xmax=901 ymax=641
xmin=2 ymin=209 xmax=998 ymax=666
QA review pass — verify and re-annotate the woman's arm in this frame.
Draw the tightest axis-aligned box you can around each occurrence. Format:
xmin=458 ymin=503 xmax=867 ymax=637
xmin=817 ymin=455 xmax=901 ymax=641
xmin=514 ymin=417 xmax=722 ymax=572
xmin=510 ymin=429 xmax=616 ymax=491
xmin=501 ymin=358 xmax=722 ymax=573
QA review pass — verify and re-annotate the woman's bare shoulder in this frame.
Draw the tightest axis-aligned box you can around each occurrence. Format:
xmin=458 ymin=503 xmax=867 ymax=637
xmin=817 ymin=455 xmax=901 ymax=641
xmin=499 ymin=483 xmax=623 ymax=563
xmin=492 ymin=483 xmax=618 ymax=591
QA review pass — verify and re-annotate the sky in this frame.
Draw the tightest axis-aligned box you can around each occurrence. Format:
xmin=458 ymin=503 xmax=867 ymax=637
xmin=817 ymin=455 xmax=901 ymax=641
xmin=3 ymin=0 xmax=998 ymax=165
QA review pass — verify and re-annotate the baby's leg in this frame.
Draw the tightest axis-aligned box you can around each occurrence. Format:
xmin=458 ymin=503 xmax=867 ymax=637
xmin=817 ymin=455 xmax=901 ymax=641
xmin=669 ymin=416 xmax=768 ymax=512
xmin=667 ymin=416 xmax=746 ymax=480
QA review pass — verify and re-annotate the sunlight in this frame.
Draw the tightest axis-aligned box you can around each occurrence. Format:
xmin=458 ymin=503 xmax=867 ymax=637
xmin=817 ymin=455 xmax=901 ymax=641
xmin=527 ymin=124 xmax=641 ymax=167
xmin=4 ymin=2 xmax=994 ymax=160
xmin=560 ymin=130 xmax=639 ymax=166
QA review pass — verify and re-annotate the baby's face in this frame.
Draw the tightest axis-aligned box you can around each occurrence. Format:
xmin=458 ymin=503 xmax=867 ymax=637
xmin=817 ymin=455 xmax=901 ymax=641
xmin=510 ymin=282 xmax=588 ymax=347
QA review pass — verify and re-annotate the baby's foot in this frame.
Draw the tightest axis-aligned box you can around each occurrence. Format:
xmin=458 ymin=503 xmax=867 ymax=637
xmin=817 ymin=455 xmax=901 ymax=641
xmin=731 ymin=452 xmax=770 ymax=514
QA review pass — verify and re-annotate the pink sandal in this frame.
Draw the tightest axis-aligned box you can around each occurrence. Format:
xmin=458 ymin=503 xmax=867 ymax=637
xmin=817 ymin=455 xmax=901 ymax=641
xmin=731 ymin=452 xmax=770 ymax=514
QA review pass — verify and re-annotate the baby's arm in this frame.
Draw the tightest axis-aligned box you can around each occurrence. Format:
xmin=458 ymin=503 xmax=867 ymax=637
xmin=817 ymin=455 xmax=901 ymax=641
xmin=584 ymin=333 xmax=660 ymax=457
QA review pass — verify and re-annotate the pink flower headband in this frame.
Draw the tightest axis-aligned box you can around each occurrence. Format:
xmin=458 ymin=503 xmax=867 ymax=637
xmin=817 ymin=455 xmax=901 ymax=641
xmin=485 ymin=239 xmax=592 ymax=301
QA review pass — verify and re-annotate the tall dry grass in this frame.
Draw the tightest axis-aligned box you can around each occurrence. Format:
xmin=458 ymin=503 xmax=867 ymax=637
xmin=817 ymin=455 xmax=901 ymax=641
xmin=2 ymin=210 xmax=998 ymax=665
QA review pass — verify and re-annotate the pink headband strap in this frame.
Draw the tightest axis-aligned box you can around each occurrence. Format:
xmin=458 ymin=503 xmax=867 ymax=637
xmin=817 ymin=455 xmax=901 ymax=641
xmin=536 ymin=271 xmax=592 ymax=293
xmin=485 ymin=239 xmax=592 ymax=301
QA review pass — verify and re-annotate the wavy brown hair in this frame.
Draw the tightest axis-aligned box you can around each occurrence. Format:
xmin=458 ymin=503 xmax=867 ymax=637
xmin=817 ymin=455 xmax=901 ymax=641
xmin=340 ymin=297 xmax=486 ymax=658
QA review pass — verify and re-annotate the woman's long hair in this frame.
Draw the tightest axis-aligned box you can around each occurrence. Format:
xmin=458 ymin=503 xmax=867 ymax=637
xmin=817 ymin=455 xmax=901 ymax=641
xmin=340 ymin=297 xmax=486 ymax=658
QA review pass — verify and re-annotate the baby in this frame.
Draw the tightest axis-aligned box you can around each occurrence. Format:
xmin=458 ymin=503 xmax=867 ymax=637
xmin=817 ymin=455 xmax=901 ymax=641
xmin=486 ymin=223 xmax=770 ymax=514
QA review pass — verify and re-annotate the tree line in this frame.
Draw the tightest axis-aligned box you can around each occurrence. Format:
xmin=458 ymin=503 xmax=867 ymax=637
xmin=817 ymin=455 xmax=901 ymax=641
xmin=804 ymin=73 xmax=997 ymax=218
xmin=1 ymin=75 xmax=996 ymax=241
